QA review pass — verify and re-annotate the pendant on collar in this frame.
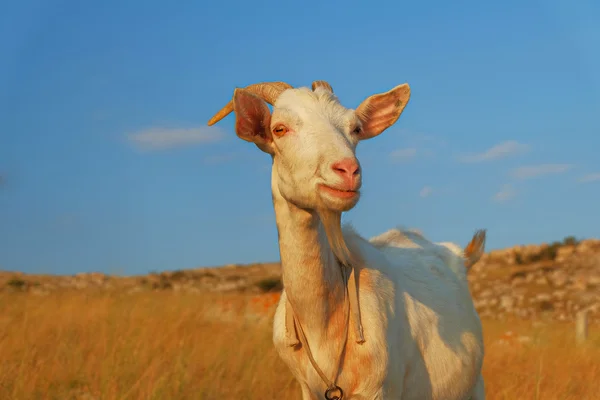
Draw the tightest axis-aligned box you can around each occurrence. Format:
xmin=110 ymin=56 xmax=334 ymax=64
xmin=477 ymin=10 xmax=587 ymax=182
xmin=325 ymin=385 xmax=344 ymax=400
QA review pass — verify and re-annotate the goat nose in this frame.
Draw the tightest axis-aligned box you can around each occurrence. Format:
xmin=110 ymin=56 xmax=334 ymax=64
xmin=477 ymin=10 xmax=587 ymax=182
xmin=332 ymin=158 xmax=360 ymax=178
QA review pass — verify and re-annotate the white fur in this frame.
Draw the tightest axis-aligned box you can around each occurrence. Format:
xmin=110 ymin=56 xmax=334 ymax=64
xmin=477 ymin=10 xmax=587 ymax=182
xmin=209 ymin=83 xmax=485 ymax=399
xmin=272 ymin=224 xmax=485 ymax=400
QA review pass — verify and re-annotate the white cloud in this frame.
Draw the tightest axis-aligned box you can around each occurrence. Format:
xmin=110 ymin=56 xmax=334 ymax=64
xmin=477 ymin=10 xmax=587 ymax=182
xmin=127 ymin=126 xmax=226 ymax=151
xmin=578 ymin=173 xmax=600 ymax=183
xmin=419 ymin=186 xmax=433 ymax=198
xmin=390 ymin=147 xmax=417 ymax=162
xmin=493 ymin=184 xmax=516 ymax=203
xmin=511 ymin=163 xmax=573 ymax=180
xmin=458 ymin=140 xmax=530 ymax=163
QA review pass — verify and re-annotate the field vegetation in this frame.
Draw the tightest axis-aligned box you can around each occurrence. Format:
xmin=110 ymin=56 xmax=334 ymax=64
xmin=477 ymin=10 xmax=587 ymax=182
xmin=1 ymin=290 xmax=598 ymax=399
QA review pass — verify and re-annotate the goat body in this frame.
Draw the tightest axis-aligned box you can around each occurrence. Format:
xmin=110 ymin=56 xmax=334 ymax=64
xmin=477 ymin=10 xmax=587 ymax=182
xmin=273 ymin=226 xmax=486 ymax=400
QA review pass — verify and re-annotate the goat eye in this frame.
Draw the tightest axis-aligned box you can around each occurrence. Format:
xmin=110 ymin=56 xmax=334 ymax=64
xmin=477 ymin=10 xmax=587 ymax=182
xmin=352 ymin=126 xmax=361 ymax=134
xmin=272 ymin=124 xmax=288 ymax=137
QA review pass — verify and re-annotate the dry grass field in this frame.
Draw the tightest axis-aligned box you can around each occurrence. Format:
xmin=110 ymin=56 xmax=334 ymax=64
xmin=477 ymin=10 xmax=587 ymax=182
xmin=1 ymin=290 xmax=598 ymax=400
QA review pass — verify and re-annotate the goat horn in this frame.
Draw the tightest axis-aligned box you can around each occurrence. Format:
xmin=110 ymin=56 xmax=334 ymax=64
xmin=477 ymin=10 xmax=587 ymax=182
xmin=207 ymin=82 xmax=293 ymax=126
xmin=311 ymin=80 xmax=333 ymax=93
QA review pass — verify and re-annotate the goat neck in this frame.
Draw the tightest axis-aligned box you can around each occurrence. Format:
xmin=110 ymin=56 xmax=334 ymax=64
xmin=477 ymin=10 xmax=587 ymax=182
xmin=271 ymin=168 xmax=348 ymax=349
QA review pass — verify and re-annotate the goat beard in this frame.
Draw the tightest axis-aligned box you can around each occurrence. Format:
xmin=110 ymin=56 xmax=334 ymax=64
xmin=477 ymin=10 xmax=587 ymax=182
xmin=317 ymin=208 xmax=357 ymax=268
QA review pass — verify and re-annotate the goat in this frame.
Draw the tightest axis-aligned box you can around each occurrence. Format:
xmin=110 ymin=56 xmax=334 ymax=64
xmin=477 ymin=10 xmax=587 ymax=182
xmin=207 ymin=80 xmax=486 ymax=400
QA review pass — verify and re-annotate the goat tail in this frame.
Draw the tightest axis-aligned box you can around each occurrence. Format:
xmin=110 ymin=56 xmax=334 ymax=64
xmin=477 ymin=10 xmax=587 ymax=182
xmin=464 ymin=229 xmax=487 ymax=271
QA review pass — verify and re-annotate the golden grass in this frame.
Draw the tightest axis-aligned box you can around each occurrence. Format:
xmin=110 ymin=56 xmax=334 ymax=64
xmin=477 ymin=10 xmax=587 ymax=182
xmin=0 ymin=290 xmax=598 ymax=400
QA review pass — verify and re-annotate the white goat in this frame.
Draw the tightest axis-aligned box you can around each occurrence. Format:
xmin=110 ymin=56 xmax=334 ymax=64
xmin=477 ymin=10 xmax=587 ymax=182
xmin=207 ymin=80 xmax=486 ymax=400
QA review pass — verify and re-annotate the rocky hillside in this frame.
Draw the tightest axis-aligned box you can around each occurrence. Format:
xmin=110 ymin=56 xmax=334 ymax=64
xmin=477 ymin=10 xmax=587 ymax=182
xmin=468 ymin=238 xmax=600 ymax=322
xmin=2 ymin=237 xmax=600 ymax=323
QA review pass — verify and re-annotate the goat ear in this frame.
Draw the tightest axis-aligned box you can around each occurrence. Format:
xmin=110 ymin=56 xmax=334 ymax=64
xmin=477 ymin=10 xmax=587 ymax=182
xmin=355 ymin=83 xmax=410 ymax=140
xmin=232 ymin=88 xmax=274 ymax=154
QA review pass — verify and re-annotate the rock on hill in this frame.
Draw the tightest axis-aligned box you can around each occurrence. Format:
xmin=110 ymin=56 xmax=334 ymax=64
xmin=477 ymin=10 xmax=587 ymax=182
xmin=2 ymin=238 xmax=599 ymax=323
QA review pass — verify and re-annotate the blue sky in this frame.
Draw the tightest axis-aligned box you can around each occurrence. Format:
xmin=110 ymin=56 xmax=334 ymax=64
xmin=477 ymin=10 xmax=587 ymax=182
xmin=1 ymin=0 xmax=599 ymax=275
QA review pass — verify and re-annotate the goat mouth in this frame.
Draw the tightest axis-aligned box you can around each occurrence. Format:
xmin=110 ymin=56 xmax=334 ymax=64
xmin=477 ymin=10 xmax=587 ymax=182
xmin=319 ymin=184 xmax=360 ymax=199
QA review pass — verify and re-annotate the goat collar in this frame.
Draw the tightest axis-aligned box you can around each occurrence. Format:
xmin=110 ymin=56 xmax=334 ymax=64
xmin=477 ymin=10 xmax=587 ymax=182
xmin=284 ymin=258 xmax=365 ymax=399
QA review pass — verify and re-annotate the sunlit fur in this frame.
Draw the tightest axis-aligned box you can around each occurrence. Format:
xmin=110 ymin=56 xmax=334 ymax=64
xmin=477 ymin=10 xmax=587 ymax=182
xmin=272 ymin=221 xmax=486 ymax=400
xmin=212 ymin=83 xmax=486 ymax=399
